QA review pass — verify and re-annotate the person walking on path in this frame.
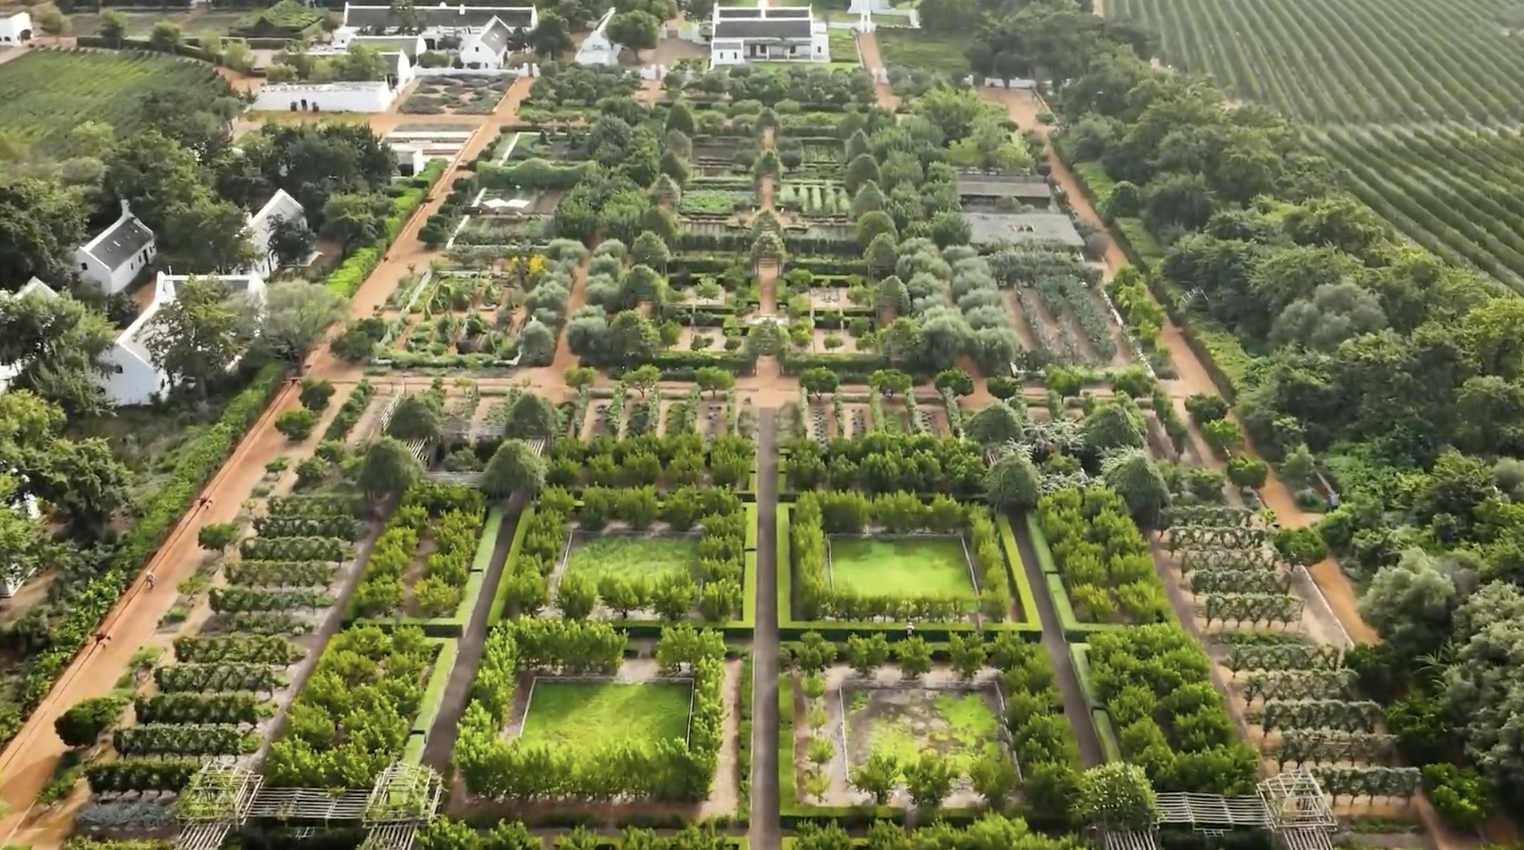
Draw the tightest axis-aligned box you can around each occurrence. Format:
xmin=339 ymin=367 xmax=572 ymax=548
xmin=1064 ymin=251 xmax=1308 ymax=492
xmin=145 ymin=572 xmax=156 ymax=591
xmin=93 ymin=632 xmax=109 ymax=647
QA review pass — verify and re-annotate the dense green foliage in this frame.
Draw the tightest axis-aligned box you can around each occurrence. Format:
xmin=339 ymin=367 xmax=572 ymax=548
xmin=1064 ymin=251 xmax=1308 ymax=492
xmin=455 ymin=622 xmax=726 ymax=801
xmin=1088 ymin=625 xmax=1259 ymax=794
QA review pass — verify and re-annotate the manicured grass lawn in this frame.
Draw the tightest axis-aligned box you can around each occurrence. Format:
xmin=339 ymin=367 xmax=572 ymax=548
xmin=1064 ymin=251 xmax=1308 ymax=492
xmin=829 ymin=536 xmax=976 ymax=599
xmin=565 ymin=534 xmax=697 ymax=582
xmin=845 ymin=688 xmax=1004 ymax=776
xmin=520 ymin=681 xmax=693 ymax=747
xmin=874 ymin=29 xmax=969 ymax=75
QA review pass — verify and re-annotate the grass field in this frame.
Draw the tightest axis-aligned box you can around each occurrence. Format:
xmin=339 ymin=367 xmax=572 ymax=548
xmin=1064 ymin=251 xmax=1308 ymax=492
xmin=565 ymin=535 xmax=698 ymax=582
xmin=844 ymin=688 xmax=1004 ymax=776
xmin=520 ymin=681 xmax=693 ymax=747
xmin=828 ymin=536 xmax=975 ymax=599
xmin=0 ymin=50 xmax=228 ymax=154
xmin=873 ymin=29 xmax=968 ymax=76
xmin=1109 ymin=0 xmax=1524 ymax=124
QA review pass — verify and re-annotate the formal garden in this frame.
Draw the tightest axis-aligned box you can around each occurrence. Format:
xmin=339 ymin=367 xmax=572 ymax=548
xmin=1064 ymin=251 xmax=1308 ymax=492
xmin=780 ymin=629 xmax=1080 ymax=816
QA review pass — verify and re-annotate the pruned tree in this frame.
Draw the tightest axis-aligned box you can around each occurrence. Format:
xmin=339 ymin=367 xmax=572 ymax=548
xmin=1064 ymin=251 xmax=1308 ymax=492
xmin=480 ymin=440 xmax=547 ymax=500
xmin=357 ymin=437 xmax=422 ymax=500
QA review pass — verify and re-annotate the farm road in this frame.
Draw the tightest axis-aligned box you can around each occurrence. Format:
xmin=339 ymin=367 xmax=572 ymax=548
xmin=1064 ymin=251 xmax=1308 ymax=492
xmin=749 ymin=410 xmax=781 ymax=850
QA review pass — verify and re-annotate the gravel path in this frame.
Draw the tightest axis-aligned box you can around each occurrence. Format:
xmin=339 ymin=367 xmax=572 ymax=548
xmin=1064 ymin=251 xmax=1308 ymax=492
xmin=1009 ymin=514 xmax=1104 ymax=767
xmin=749 ymin=410 xmax=781 ymax=850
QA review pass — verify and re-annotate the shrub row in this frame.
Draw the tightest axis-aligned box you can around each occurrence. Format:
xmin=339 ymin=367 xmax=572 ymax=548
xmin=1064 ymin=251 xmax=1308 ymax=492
xmin=544 ymin=433 xmax=754 ymax=492
xmin=322 ymin=379 xmax=375 ymax=443
xmin=351 ymin=483 xmax=484 ymax=619
xmin=455 ymin=622 xmax=726 ymax=801
xmin=1035 ymin=488 xmax=1171 ymax=626
xmin=264 ymin=625 xmax=439 ymax=787
xmin=783 ymin=431 xmax=985 ymax=498
xmin=1088 ymin=623 xmax=1261 ymax=794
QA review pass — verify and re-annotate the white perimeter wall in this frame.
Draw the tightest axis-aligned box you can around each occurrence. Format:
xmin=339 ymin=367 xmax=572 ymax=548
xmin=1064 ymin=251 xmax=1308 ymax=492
xmin=252 ymin=82 xmax=397 ymax=113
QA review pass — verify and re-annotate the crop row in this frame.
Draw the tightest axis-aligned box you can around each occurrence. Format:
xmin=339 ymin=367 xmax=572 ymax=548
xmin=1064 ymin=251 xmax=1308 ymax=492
xmin=1308 ymin=125 xmax=1524 ymax=291
xmin=1110 ymin=0 xmax=1524 ymax=123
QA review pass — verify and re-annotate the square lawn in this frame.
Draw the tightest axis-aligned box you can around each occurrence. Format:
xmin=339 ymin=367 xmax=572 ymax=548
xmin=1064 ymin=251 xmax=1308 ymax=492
xmin=520 ymin=681 xmax=693 ymax=747
xmin=565 ymin=534 xmax=697 ymax=582
xmin=828 ymin=536 xmax=976 ymax=600
xmin=844 ymin=687 xmax=1005 ymax=776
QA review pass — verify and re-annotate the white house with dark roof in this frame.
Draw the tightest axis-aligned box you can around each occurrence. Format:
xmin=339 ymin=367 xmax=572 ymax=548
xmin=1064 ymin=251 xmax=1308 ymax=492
xmin=710 ymin=5 xmax=828 ymax=65
xmin=459 ymin=16 xmax=513 ymax=68
xmin=75 ymin=201 xmax=156 ymax=295
xmin=0 ymin=11 xmax=32 ymax=43
xmin=574 ymin=8 xmax=618 ymax=66
xmin=338 ymin=2 xmax=536 ymax=50
xmin=104 ymin=273 xmax=268 ymax=406
xmin=244 ymin=189 xmax=306 ymax=278
xmin=381 ymin=50 xmax=416 ymax=89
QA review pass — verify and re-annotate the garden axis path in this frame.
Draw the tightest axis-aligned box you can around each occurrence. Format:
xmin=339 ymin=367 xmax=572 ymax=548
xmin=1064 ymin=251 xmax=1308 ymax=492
xmin=749 ymin=410 xmax=782 ymax=850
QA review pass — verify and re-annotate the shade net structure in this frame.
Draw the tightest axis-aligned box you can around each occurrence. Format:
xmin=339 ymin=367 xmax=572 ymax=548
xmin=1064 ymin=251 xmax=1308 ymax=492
xmin=175 ymin=761 xmax=443 ymax=850
xmin=1093 ymin=769 xmax=1336 ymax=850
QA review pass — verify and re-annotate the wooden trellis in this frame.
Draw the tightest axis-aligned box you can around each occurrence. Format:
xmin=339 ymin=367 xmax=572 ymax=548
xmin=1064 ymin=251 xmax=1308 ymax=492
xmin=1164 ymin=505 xmax=1258 ymax=528
xmin=1178 ymin=547 xmax=1282 ymax=572
xmin=1166 ymin=525 xmax=1273 ymax=550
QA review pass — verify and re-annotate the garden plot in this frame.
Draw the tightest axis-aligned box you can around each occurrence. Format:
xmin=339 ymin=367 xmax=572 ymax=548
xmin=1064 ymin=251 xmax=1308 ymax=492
xmin=691 ymin=136 xmax=749 ymax=168
xmin=389 ymin=273 xmax=517 ymax=357
xmin=1004 ymin=275 xmax=1136 ymax=369
xmin=460 ymin=625 xmax=741 ymax=815
xmin=806 ymin=328 xmax=868 ymax=353
xmin=81 ymin=492 xmax=365 ymax=807
xmin=792 ymin=665 xmax=1014 ymax=809
xmin=474 ymin=187 xmax=564 ymax=216
xmin=676 ymin=325 xmax=740 ymax=356
xmin=386 ymin=127 xmax=476 ymax=160
xmin=803 ymin=286 xmax=872 ymax=310
xmin=658 ymin=396 xmax=730 ymax=437
xmin=777 ymin=181 xmax=851 ymax=217
xmin=454 ymin=215 xmax=555 ymax=248
xmin=399 ymin=75 xmax=514 ymax=115
xmin=545 ymin=529 xmax=706 ymax=621
xmin=680 ymin=182 xmax=758 ymax=217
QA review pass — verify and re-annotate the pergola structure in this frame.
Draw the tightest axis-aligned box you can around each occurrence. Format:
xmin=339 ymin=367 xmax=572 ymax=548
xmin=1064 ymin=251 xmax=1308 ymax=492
xmin=174 ymin=762 xmax=443 ymax=850
xmin=424 ymin=437 xmax=544 ymax=486
xmin=1094 ymin=769 xmax=1336 ymax=850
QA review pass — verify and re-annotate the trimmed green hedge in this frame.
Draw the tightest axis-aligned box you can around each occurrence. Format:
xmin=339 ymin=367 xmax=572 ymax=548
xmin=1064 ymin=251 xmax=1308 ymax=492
xmin=410 ymin=639 xmax=458 ymax=740
xmin=996 ymin=514 xmax=1040 ymax=627
xmin=326 ymin=159 xmax=448 ymax=297
xmin=778 ymin=505 xmax=1045 ymax=641
xmin=488 ymin=504 xmax=534 ymax=628
xmin=18 ymin=362 xmax=286 ymax=715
